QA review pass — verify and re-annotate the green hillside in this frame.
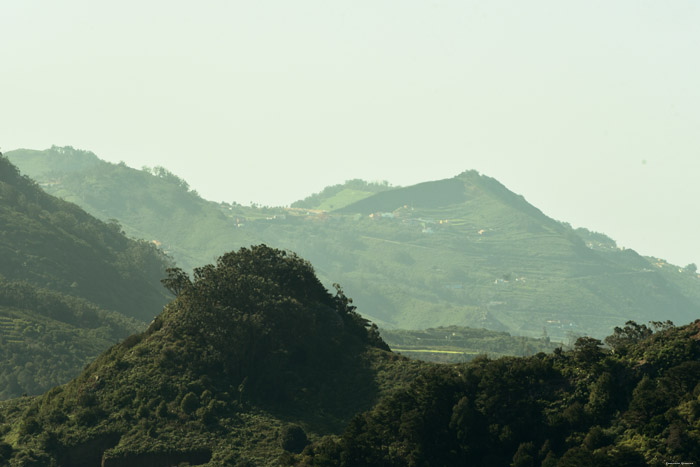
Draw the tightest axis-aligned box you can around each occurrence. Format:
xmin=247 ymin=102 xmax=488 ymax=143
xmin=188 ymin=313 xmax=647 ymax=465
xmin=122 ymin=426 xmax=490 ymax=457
xmin=334 ymin=176 xmax=467 ymax=213
xmin=0 ymin=153 xmax=170 ymax=319
xmin=291 ymin=179 xmax=393 ymax=211
xmin=2 ymin=247 xmax=698 ymax=465
xmin=8 ymin=147 xmax=700 ymax=340
xmin=7 ymin=146 xmax=263 ymax=272
xmin=0 ymin=246 xmax=424 ymax=465
xmin=0 ymin=154 xmax=171 ymax=398
xmin=0 ymin=279 xmax=143 ymax=399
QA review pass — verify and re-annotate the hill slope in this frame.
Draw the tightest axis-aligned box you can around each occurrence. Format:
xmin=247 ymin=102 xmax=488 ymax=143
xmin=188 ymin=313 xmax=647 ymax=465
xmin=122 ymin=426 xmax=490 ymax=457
xmin=0 ymin=153 xmax=170 ymax=319
xmin=0 ymin=246 xmax=423 ymax=465
xmin=0 ymin=154 xmax=171 ymax=398
xmin=291 ymin=179 xmax=393 ymax=211
xmin=8 ymin=147 xmax=700 ymax=339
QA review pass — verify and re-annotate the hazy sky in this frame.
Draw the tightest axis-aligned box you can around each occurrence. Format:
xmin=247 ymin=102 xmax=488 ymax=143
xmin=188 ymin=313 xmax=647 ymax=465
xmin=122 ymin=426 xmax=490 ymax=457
xmin=2 ymin=1 xmax=699 ymax=267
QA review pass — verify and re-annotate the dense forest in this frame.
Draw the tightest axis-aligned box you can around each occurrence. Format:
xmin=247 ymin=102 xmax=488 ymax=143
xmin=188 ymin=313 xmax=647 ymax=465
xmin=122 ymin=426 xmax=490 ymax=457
xmin=288 ymin=320 xmax=700 ymax=466
xmin=1 ymin=246 xmax=699 ymax=465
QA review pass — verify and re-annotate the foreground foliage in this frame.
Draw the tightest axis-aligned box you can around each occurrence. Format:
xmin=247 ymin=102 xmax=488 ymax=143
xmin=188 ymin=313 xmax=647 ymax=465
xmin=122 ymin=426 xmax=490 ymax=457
xmin=288 ymin=320 xmax=700 ymax=466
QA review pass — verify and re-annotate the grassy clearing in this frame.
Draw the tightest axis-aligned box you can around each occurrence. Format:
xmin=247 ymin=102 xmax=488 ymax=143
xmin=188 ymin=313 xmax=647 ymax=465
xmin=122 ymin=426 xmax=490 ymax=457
xmin=316 ymin=189 xmax=375 ymax=211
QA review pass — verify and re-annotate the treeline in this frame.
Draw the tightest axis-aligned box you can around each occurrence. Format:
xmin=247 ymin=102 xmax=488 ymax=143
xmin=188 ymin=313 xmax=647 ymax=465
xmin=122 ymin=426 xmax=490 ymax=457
xmin=287 ymin=320 xmax=700 ymax=466
xmin=162 ymin=245 xmax=390 ymax=399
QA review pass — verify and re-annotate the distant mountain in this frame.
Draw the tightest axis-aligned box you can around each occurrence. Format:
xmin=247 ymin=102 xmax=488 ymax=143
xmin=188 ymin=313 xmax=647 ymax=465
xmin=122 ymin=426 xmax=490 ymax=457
xmin=8 ymin=146 xmax=700 ymax=339
xmin=0 ymin=154 xmax=171 ymax=397
xmin=8 ymin=146 xmax=255 ymax=271
xmin=0 ymin=246 xmax=422 ymax=465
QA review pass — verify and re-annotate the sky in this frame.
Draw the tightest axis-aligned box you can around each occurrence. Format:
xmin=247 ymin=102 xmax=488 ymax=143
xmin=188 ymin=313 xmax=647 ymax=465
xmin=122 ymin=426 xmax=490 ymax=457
xmin=2 ymin=1 xmax=699 ymax=267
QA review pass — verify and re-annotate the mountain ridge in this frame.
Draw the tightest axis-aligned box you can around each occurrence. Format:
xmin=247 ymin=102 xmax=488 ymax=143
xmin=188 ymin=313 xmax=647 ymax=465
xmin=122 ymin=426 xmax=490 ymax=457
xmin=7 ymin=146 xmax=700 ymax=340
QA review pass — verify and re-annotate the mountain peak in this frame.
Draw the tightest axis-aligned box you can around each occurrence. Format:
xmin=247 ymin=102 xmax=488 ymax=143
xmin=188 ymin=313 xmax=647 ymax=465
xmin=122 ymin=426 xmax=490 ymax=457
xmin=158 ymin=244 xmax=389 ymax=376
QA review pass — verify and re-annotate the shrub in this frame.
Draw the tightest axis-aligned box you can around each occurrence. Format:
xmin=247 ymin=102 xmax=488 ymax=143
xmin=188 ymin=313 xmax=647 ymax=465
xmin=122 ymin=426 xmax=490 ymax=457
xmin=280 ymin=424 xmax=308 ymax=453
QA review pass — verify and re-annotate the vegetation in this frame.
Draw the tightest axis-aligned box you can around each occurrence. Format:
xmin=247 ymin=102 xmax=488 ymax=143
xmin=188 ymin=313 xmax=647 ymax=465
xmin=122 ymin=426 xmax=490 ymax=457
xmin=0 ymin=153 xmax=170 ymax=319
xmin=2 ymin=246 xmax=698 ymax=464
xmin=0 ymin=246 xmax=424 ymax=465
xmin=291 ymin=179 xmax=393 ymax=211
xmin=0 ymin=278 xmax=143 ymax=399
xmin=0 ymin=154 xmax=170 ymax=398
xmin=9 ymin=147 xmax=700 ymax=340
xmin=288 ymin=320 xmax=700 ymax=466
xmin=380 ymin=326 xmax=561 ymax=363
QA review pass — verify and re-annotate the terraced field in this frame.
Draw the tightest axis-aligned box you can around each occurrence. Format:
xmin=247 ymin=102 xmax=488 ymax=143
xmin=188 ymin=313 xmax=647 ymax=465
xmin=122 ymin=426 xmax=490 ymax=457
xmin=0 ymin=314 xmax=24 ymax=344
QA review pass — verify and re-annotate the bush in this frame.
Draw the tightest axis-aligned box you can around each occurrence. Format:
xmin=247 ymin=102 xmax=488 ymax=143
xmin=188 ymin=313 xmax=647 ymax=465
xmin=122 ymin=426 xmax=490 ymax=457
xmin=75 ymin=407 xmax=102 ymax=426
xmin=280 ymin=424 xmax=308 ymax=453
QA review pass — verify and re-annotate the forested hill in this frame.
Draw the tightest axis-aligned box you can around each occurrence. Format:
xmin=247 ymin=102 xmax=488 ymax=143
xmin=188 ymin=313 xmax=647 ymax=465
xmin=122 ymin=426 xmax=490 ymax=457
xmin=7 ymin=146 xmax=245 ymax=271
xmin=0 ymin=153 xmax=170 ymax=318
xmin=8 ymin=146 xmax=700 ymax=339
xmin=0 ymin=246 xmax=424 ymax=465
xmin=0 ymin=154 xmax=171 ymax=398
xmin=2 ymin=248 xmax=699 ymax=464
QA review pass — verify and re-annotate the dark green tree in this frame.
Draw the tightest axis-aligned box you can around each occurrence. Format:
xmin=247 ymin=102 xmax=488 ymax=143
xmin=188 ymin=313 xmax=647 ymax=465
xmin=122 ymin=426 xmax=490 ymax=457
xmin=280 ymin=424 xmax=309 ymax=453
xmin=161 ymin=267 xmax=191 ymax=297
